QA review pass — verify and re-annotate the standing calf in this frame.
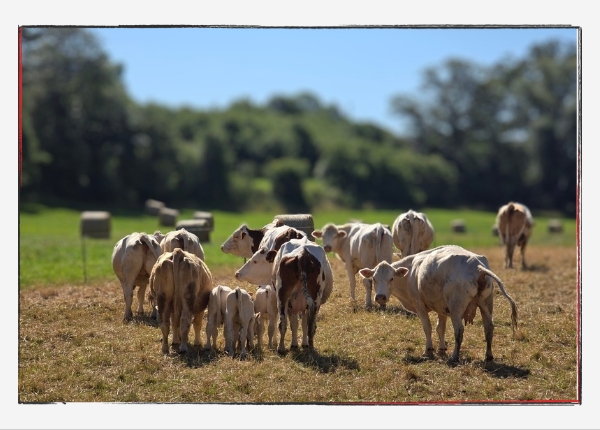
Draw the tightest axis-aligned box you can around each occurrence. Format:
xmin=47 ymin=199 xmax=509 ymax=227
xmin=225 ymin=287 xmax=258 ymax=359
xmin=495 ymin=202 xmax=534 ymax=269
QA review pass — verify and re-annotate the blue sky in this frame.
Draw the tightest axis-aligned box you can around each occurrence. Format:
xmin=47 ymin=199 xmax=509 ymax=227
xmin=89 ymin=26 xmax=577 ymax=136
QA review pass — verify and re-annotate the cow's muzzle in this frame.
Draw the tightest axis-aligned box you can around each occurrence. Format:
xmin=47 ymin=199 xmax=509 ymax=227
xmin=324 ymin=245 xmax=332 ymax=253
xmin=375 ymin=294 xmax=388 ymax=305
xmin=235 ymin=271 xmax=241 ymax=279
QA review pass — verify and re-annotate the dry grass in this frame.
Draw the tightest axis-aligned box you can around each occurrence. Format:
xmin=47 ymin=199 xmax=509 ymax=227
xmin=18 ymin=245 xmax=579 ymax=404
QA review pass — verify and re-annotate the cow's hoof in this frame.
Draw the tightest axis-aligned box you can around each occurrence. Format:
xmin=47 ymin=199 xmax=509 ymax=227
xmin=290 ymin=344 xmax=299 ymax=350
xmin=423 ymin=349 xmax=435 ymax=359
xmin=485 ymin=355 xmax=494 ymax=362
xmin=437 ymin=348 xmax=448 ymax=357
xmin=277 ymin=348 xmax=286 ymax=355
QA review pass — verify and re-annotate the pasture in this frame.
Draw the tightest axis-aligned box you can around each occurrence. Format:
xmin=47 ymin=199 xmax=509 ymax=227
xmin=18 ymin=207 xmax=579 ymax=404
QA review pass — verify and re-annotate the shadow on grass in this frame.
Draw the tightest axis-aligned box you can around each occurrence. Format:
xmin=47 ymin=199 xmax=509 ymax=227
xmin=481 ymin=361 xmax=531 ymax=379
xmin=287 ymin=347 xmax=360 ymax=373
xmin=363 ymin=304 xmax=416 ymax=317
xmin=130 ymin=314 xmax=160 ymax=328
xmin=522 ymin=263 xmax=549 ymax=273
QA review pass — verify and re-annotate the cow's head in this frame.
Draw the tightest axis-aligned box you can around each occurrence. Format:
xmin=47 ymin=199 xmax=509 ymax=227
xmin=221 ymin=225 xmax=256 ymax=258
xmin=312 ymin=224 xmax=346 ymax=253
xmin=235 ymin=247 xmax=278 ymax=285
xmin=359 ymin=261 xmax=409 ymax=306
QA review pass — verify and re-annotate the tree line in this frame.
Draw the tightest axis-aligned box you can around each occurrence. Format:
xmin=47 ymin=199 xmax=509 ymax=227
xmin=20 ymin=28 xmax=578 ymax=216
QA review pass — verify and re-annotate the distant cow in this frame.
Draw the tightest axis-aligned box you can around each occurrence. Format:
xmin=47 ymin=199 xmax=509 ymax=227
xmin=271 ymin=237 xmax=334 ymax=353
xmin=252 ymin=285 xmax=278 ymax=351
xmin=204 ymin=285 xmax=232 ymax=351
xmin=495 ymin=202 xmax=534 ymax=269
xmin=392 ymin=210 xmax=435 ymax=257
xmin=112 ymin=232 xmax=163 ymax=321
xmin=150 ymin=248 xmax=213 ymax=354
xmin=220 ymin=218 xmax=285 ymax=258
xmin=160 ymin=228 xmax=205 ymax=261
xmin=359 ymin=245 xmax=518 ymax=363
xmin=312 ymin=222 xmax=392 ymax=307
xmin=224 ymin=287 xmax=258 ymax=359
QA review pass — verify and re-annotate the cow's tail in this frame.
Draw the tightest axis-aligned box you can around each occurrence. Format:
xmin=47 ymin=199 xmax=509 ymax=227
xmin=298 ymin=251 xmax=314 ymax=307
xmin=172 ymin=248 xmax=185 ymax=312
xmin=410 ymin=212 xmax=420 ymax=256
xmin=375 ymin=224 xmax=384 ymax=263
xmin=477 ymin=265 xmax=518 ymax=336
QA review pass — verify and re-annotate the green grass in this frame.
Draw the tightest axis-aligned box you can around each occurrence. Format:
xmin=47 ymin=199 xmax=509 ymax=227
xmin=18 ymin=206 xmax=577 ymax=289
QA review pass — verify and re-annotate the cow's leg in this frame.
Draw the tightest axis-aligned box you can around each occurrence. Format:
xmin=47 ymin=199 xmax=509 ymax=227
xmin=520 ymin=241 xmax=528 ymax=270
xmin=306 ymin=304 xmax=317 ymax=350
xmin=479 ymin=294 xmax=495 ymax=361
xmin=449 ymin=311 xmax=465 ymax=363
xmin=224 ymin=310 xmax=235 ymax=356
xmin=160 ymin=306 xmax=172 ymax=355
xmin=505 ymin=241 xmax=516 ymax=269
xmin=414 ymin=304 xmax=435 ymax=358
xmin=290 ymin=313 xmax=301 ymax=349
xmin=436 ymin=313 xmax=448 ymax=355
xmin=239 ymin=322 xmax=248 ymax=359
xmin=178 ymin=307 xmax=193 ymax=354
xmin=267 ymin=293 xmax=278 ymax=349
xmin=300 ymin=312 xmax=309 ymax=348
xmin=192 ymin=310 xmax=204 ymax=347
xmin=363 ymin=277 xmax=374 ymax=308
xmin=121 ymin=281 xmax=134 ymax=321
xmin=278 ymin=306 xmax=288 ymax=353
xmin=204 ymin=313 xmax=215 ymax=350
xmin=136 ymin=282 xmax=147 ymax=315
xmin=171 ymin=308 xmax=181 ymax=349
xmin=345 ymin=262 xmax=357 ymax=301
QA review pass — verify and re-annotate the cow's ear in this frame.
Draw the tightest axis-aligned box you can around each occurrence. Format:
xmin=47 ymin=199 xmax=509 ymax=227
xmin=266 ymin=251 xmax=278 ymax=263
xmin=358 ymin=268 xmax=374 ymax=279
xmin=337 ymin=231 xmax=347 ymax=238
xmin=273 ymin=218 xmax=284 ymax=227
xmin=395 ymin=267 xmax=409 ymax=277
xmin=311 ymin=230 xmax=322 ymax=238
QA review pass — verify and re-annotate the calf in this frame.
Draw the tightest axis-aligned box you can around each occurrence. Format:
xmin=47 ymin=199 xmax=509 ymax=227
xmin=150 ymin=248 xmax=213 ymax=354
xmin=391 ymin=210 xmax=435 ymax=257
xmin=272 ymin=238 xmax=334 ymax=353
xmin=204 ymin=285 xmax=232 ymax=351
xmin=312 ymin=222 xmax=392 ymax=307
xmin=224 ymin=287 xmax=258 ymax=359
xmin=495 ymin=202 xmax=534 ymax=269
xmin=160 ymin=228 xmax=205 ymax=261
xmin=112 ymin=232 xmax=163 ymax=320
xmin=359 ymin=245 xmax=518 ymax=363
xmin=252 ymin=285 xmax=278 ymax=351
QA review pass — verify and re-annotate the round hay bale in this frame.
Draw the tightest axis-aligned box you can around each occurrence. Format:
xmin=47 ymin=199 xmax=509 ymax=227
xmin=158 ymin=207 xmax=179 ymax=227
xmin=145 ymin=199 xmax=165 ymax=216
xmin=450 ymin=219 xmax=466 ymax=233
xmin=176 ymin=219 xmax=211 ymax=242
xmin=548 ymin=219 xmax=563 ymax=233
xmin=80 ymin=211 xmax=111 ymax=239
xmin=193 ymin=211 xmax=214 ymax=231
xmin=273 ymin=213 xmax=315 ymax=237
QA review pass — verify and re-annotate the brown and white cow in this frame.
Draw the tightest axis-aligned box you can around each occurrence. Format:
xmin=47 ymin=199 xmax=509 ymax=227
xmin=112 ymin=231 xmax=163 ymax=321
xmin=312 ymin=222 xmax=392 ymax=307
xmin=271 ymin=237 xmax=334 ymax=353
xmin=204 ymin=285 xmax=232 ymax=351
xmin=160 ymin=228 xmax=205 ymax=261
xmin=495 ymin=202 xmax=534 ymax=269
xmin=220 ymin=218 xmax=306 ymax=259
xmin=359 ymin=245 xmax=518 ymax=363
xmin=224 ymin=287 xmax=258 ymax=359
xmin=150 ymin=248 xmax=213 ymax=354
xmin=392 ymin=210 xmax=435 ymax=258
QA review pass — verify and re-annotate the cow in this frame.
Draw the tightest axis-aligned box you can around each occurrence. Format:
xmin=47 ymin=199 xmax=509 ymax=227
xmin=150 ymin=248 xmax=213 ymax=354
xmin=392 ymin=210 xmax=435 ymax=258
xmin=312 ymin=222 xmax=393 ymax=307
xmin=160 ymin=228 xmax=205 ymax=261
xmin=495 ymin=202 xmax=534 ymax=269
xmin=358 ymin=245 xmax=518 ymax=363
xmin=111 ymin=231 xmax=163 ymax=321
xmin=224 ymin=287 xmax=258 ymax=359
xmin=204 ymin=285 xmax=232 ymax=351
xmin=252 ymin=285 xmax=278 ymax=351
xmin=221 ymin=218 xmax=306 ymax=259
xmin=271 ymin=237 xmax=334 ymax=353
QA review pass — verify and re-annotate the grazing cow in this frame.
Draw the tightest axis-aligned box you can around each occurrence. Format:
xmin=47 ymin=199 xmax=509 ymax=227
xmin=495 ymin=202 xmax=534 ymax=269
xmin=392 ymin=210 xmax=435 ymax=257
xmin=252 ymin=285 xmax=278 ymax=351
xmin=312 ymin=222 xmax=392 ymax=307
xmin=204 ymin=285 xmax=232 ymax=351
xmin=150 ymin=248 xmax=213 ymax=354
xmin=160 ymin=228 xmax=205 ymax=261
xmin=271 ymin=237 xmax=334 ymax=353
xmin=224 ymin=287 xmax=258 ymax=359
xmin=358 ymin=245 xmax=518 ymax=363
xmin=112 ymin=232 xmax=163 ymax=321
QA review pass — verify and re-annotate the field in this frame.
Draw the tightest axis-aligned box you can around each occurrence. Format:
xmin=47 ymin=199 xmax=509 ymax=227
xmin=18 ymin=207 xmax=580 ymax=405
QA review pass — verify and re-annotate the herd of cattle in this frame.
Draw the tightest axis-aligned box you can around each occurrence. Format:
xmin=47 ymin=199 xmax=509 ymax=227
xmin=111 ymin=202 xmax=533 ymax=363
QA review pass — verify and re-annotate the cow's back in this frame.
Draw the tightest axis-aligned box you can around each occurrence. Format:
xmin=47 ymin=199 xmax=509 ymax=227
xmin=349 ymin=223 xmax=393 ymax=267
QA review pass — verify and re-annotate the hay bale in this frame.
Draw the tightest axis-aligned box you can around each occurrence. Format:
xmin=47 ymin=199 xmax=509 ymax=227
xmin=273 ymin=213 xmax=315 ymax=237
xmin=548 ymin=219 xmax=564 ymax=233
xmin=450 ymin=219 xmax=466 ymax=233
xmin=80 ymin=211 xmax=111 ymax=239
xmin=145 ymin=199 xmax=165 ymax=216
xmin=176 ymin=219 xmax=210 ymax=242
xmin=193 ymin=211 xmax=214 ymax=231
xmin=158 ymin=207 xmax=179 ymax=227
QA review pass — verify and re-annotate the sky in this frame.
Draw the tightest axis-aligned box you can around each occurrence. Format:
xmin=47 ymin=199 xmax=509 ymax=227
xmin=88 ymin=26 xmax=577 ymax=136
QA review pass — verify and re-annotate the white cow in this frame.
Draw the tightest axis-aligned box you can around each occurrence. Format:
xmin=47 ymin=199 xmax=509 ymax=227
xmin=252 ymin=285 xmax=278 ymax=351
xmin=392 ymin=210 xmax=435 ymax=257
xmin=271 ymin=238 xmax=334 ymax=353
xmin=358 ymin=245 xmax=518 ymax=363
xmin=495 ymin=202 xmax=534 ymax=269
xmin=224 ymin=287 xmax=257 ymax=359
xmin=204 ymin=285 xmax=232 ymax=351
xmin=312 ymin=222 xmax=393 ymax=307
xmin=112 ymin=232 xmax=163 ymax=321
xmin=160 ymin=228 xmax=205 ymax=261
